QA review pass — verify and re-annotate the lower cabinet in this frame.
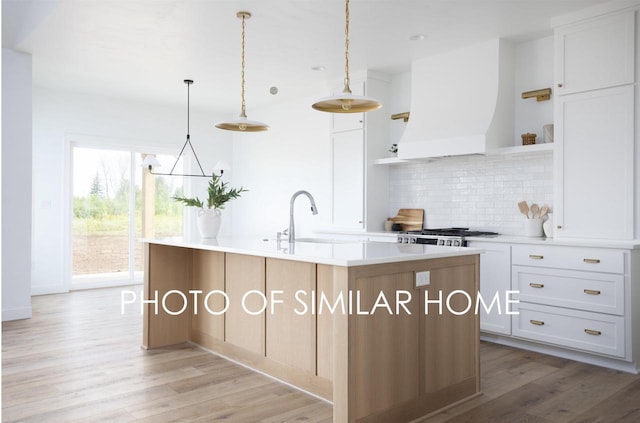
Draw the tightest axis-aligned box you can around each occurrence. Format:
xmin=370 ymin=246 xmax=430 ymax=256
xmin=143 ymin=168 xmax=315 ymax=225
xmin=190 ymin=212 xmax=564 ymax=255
xmin=467 ymin=241 xmax=511 ymax=335
xmin=191 ymin=250 xmax=225 ymax=343
xmin=474 ymin=241 xmax=638 ymax=371
xmin=224 ymin=253 xmax=266 ymax=355
xmin=265 ymin=258 xmax=317 ymax=373
xmin=512 ymin=302 xmax=625 ymax=358
xmin=510 ymin=244 xmax=630 ymax=362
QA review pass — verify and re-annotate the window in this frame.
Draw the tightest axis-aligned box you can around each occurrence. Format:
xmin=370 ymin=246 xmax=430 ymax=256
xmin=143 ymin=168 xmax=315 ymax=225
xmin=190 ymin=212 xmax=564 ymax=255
xmin=71 ymin=145 xmax=183 ymax=288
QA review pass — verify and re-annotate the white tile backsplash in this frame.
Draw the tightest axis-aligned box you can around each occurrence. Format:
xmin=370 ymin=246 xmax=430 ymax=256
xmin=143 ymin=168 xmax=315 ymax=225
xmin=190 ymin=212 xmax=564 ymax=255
xmin=388 ymin=151 xmax=553 ymax=235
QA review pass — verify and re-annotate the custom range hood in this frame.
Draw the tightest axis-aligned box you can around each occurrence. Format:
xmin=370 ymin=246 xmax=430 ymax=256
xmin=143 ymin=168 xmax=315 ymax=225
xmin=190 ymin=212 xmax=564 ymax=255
xmin=397 ymin=39 xmax=515 ymax=159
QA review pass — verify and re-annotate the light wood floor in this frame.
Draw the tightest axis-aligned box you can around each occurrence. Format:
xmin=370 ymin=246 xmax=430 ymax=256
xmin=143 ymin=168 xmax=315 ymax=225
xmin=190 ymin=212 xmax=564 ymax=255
xmin=2 ymin=286 xmax=639 ymax=422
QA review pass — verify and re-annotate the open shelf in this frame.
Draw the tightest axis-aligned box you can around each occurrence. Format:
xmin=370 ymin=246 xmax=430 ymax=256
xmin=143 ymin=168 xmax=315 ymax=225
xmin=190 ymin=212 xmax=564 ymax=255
xmin=373 ymin=157 xmax=410 ymax=165
xmin=374 ymin=143 xmax=554 ymax=165
xmin=489 ymin=143 xmax=555 ymax=155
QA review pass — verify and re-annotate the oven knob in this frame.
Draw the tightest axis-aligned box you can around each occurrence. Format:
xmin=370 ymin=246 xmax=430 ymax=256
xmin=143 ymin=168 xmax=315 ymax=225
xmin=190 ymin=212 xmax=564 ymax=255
xmin=437 ymin=239 xmax=444 ymax=246
xmin=410 ymin=237 xmax=416 ymax=244
xmin=446 ymin=239 xmax=452 ymax=246
xmin=453 ymin=239 xmax=461 ymax=246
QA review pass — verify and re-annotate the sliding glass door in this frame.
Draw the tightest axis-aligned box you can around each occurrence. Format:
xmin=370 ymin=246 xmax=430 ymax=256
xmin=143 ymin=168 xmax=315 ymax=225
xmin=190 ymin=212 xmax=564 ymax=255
xmin=71 ymin=145 xmax=183 ymax=288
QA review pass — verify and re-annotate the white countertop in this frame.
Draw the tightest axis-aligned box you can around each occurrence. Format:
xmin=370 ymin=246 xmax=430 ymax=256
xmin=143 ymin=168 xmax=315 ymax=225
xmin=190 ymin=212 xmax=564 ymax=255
xmin=140 ymin=236 xmax=483 ymax=267
xmin=466 ymin=235 xmax=640 ymax=249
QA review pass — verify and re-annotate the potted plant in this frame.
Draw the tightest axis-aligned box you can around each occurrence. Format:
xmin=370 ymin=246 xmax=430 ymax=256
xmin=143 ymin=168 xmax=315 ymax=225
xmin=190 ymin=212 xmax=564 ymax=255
xmin=172 ymin=174 xmax=247 ymax=238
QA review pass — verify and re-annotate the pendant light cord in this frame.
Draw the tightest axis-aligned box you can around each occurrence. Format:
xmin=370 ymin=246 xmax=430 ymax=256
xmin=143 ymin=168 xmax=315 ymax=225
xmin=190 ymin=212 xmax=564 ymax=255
xmin=240 ymin=13 xmax=247 ymax=117
xmin=169 ymin=80 xmax=205 ymax=176
xmin=343 ymin=0 xmax=351 ymax=94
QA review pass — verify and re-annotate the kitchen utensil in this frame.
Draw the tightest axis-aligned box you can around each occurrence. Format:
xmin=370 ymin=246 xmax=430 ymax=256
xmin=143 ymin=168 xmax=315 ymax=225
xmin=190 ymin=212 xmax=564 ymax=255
xmin=539 ymin=205 xmax=549 ymax=219
xmin=517 ymin=201 xmax=530 ymax=219
xmin=530 ymin=203 xmax=539 ymax=219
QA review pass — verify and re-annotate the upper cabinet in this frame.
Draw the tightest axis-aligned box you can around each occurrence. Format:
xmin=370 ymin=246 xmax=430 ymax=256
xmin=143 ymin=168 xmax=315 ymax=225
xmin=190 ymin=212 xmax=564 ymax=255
xmin=553 ymin=6 xmax=638 ymax=241
xmin=330 ymin=71 xmax=391 ymax=231
xmin=554 ymin=85 xmax=635 ymax=239
xmin=555 ymin=11 xmax=635 ymax=95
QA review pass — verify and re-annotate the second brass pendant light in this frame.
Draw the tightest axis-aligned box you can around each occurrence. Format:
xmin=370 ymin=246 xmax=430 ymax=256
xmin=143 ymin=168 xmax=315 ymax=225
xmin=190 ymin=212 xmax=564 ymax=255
xmin=312 ymin=0 xmax=382 ymax=113
xmin=216 ymin=11 xmax=269 ymax=132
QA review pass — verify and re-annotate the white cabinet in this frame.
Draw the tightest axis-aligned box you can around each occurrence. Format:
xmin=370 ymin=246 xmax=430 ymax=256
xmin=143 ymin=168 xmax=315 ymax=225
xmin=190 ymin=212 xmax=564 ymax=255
xmin=467 ymin=241 xmax=511 ymax=335
xmin=330 ymin=71 xmax=390 ymax=231
xmin=511 ymin=244 xmax=627 ymax=358
xmin=555 ymin=11 xmax=635 ymax=95
xmin=553 ymin=9 xmax=636 ymax=241
xmin=332 ymin=130 xmax=364 ymax=228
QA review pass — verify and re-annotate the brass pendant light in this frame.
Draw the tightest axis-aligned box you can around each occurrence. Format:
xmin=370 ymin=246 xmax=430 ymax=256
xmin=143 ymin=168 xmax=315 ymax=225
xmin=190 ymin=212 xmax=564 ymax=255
xmin=216 ymin=11 xmax=269 ymax=132
xmin=312 ymin=0 xmax=381 ymax=113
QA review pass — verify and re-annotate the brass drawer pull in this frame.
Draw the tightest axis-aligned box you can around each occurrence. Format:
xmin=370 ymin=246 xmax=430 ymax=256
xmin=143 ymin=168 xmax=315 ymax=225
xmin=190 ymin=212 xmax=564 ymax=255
xmin=585 ymin=329 xmax=602 ymax=336
xmin=583 ymin=258 xmax=601 ymax=264
xmin=529 ymin=254 xmax=544 ymax=260
xmin=584 ymin=289 xmax=601 ymax=295
xmin=530 ymin=320 xmax=545 ymax=326
xmin=529 ymin=283 xmax=544 ymax=288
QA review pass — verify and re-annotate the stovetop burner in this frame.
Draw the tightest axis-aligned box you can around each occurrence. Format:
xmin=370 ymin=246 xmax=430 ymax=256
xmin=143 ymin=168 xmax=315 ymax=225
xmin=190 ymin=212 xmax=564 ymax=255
xmin=397 ymin=227 xmax=499 ymax=246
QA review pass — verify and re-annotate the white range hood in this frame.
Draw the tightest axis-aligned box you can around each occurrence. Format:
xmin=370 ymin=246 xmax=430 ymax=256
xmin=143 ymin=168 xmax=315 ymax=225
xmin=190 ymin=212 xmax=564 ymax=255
xmin=397 ymin=38 xmax=515 ymax=159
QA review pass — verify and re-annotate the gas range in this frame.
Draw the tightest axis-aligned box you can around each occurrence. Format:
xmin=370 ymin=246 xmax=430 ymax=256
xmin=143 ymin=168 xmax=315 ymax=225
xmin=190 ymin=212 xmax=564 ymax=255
xmin=396 ymin=228 xmax=499 ymax=247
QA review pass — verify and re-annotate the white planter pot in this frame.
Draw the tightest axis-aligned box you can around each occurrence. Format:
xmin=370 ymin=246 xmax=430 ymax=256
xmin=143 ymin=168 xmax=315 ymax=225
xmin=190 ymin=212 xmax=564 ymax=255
xmin=197 ymin=208 xmax=222 ymax=239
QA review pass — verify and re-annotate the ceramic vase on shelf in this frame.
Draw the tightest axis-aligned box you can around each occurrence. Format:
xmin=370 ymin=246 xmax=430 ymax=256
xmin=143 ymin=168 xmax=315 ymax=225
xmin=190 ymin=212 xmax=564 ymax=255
xmin=543 ymin=213 xmax=553 ymax=238
xmin=197 ymin=208 xmax=222 ymax=238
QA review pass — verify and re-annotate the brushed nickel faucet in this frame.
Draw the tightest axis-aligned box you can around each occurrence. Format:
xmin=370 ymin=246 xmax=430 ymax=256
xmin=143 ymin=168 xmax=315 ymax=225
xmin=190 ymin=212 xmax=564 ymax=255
xmin=289 ymin=190 xmax=318 ymax=243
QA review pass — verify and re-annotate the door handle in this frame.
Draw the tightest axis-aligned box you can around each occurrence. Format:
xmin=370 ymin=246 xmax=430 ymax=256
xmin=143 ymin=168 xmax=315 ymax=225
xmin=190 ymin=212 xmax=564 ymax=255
xmin=584 ymin=329 xmax=601 ymax=336
xmin=584 ymin=289 xmax=601 ymax=295
xmin=529 ymin=255 xmax=544 ymax=260
xmin=529 ymin=283 xmax=544 ymax=289
xmin=530 ymin=320 xmax=545 ymax=326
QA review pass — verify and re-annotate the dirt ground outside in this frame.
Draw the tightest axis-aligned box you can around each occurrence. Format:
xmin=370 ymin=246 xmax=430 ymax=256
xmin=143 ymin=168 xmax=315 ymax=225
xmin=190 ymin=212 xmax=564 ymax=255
xmin=73 ymin=235 xmax=144 ymax=275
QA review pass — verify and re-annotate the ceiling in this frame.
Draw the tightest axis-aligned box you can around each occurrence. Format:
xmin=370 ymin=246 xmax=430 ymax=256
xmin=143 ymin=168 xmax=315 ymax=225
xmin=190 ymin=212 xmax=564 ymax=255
xmin=3 ymin=0 xmax=610 ymax=114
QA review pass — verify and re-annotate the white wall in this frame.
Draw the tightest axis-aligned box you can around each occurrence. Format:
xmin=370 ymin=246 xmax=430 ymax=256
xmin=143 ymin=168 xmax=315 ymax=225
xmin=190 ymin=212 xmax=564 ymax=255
xmin=230 ymin=82 xmax=332 ymax=237
xmin=2 ymin=49 xmax=33 ymax=320
xmin=32 ymin=87 xmax=232 ymax=295
xmin=388 ymin=151 xmax=553 ymax=235
xmin=388 ymin=71 xmax=411 ymax=147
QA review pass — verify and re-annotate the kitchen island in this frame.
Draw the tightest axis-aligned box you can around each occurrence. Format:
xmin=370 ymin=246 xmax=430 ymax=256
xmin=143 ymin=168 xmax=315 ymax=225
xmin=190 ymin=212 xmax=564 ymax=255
xmin=141 ymin=236 xmax=482 ymax=423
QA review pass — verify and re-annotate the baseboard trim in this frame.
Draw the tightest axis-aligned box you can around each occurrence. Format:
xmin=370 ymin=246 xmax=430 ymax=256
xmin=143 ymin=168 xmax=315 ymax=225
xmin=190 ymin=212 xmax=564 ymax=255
xmin=481 ymin=332 xmax=639 ymax=374
xmin=2 ymin=306 xmax=32 ymax=321
xmin=31 ymin=285 xmax=67 ymax=296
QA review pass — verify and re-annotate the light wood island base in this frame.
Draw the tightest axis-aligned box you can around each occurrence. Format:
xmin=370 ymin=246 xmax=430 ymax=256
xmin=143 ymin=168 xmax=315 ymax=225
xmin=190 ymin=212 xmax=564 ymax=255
xmin=143 ymin=242 xmax=480 ymax=423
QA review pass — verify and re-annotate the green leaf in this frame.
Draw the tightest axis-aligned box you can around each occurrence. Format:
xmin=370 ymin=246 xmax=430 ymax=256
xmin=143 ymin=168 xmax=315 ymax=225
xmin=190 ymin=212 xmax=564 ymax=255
xmin=171 ymin=174 xmax=247 ymax=210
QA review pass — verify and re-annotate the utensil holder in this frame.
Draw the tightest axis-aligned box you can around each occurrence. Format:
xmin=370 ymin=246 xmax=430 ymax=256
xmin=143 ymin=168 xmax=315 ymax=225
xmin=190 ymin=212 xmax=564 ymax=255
xmin=524 ymin=218 xmax=543 ymax=237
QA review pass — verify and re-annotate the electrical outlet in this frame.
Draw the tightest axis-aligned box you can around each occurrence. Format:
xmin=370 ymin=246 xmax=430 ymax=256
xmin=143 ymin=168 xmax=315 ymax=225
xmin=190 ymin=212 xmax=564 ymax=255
xmin=416 ymin=271 xmax=430 ymax=287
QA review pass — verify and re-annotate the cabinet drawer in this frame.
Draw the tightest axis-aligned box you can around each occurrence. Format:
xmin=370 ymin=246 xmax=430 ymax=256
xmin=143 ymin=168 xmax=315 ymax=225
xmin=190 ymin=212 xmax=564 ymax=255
xmin=513 ymin=303 xmax=625 ymax=358
xmin=512 ymin=266 xmax=624 ymax=315
xmin=512 ymin=245 xmax=624 ymax=274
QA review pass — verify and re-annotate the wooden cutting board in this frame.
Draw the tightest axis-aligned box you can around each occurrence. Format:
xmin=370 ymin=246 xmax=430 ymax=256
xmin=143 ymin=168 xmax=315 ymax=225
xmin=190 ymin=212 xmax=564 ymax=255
xmin=388 ymin=208 xmax=424 ymax=231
